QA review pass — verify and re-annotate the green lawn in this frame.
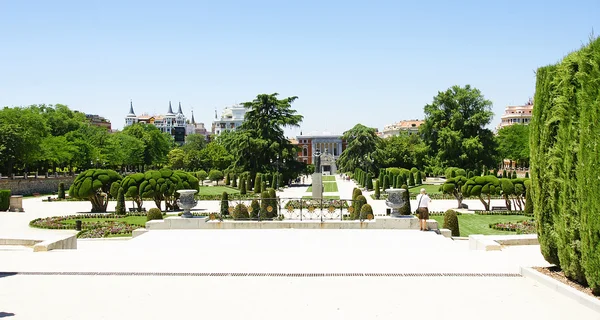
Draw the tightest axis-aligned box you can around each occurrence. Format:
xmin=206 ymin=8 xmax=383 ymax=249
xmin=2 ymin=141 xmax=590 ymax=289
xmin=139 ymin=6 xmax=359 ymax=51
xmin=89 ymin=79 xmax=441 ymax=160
xmin=198 ymin=186 xmax=240 ymax=196
xmin=431 ymin=214 xmax=533 ymax=237
xmin=302 ymin=196 xmax=340 ymax=200
xmin=408 ymin=184 xmax=441 ymax=195
xmin=307 ymin=182 xmax=338 ymax=192
xmin=322 ymin=176 xmax=336 ymax=181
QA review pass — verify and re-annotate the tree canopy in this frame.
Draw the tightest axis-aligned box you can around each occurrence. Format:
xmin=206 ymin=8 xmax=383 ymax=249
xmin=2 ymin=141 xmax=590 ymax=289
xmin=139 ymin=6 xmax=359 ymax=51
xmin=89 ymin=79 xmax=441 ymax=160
xmin=496 ymin=124 xmax=530 ymax=167
xmin=420 ymin=85 xmax=497 ymax=170
xmin=337 ymin=124 xmax=380 ymax=173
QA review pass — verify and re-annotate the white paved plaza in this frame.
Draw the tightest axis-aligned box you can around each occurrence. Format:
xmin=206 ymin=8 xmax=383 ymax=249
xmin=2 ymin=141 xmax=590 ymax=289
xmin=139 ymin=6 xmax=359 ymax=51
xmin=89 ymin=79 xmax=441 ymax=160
xmin=0 ymin=178 xmax=598 ymax=319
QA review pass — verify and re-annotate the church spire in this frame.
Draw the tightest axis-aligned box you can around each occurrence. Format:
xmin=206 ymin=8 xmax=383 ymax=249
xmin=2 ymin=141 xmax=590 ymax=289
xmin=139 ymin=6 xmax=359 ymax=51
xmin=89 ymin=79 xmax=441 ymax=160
xmin=127 ymin=100 xmax=136 ymax=117
xmin=177 ymin=102 xmax=183 ymax=114
xmin=167 ymin=101 xmax=174 ymax=115
xmin=191 ymin=110 xmax=196 ymax=124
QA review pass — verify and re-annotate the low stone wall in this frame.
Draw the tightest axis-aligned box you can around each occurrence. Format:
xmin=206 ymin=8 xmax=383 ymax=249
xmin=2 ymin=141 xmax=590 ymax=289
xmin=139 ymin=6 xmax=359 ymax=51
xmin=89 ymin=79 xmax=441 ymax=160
xmin=0 ymin=177 xmax=74 ymax=196
xmin=144 ymin=216 xmax=440 ymax=231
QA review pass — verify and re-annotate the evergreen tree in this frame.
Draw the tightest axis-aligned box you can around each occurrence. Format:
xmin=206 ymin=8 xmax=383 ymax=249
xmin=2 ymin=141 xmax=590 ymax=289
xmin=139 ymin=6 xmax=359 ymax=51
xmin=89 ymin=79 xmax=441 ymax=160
xmin=246 ymin=174 xmax=253 ymax=192
xmin=254 ymin=173 xmax=262 ymax=193
xmin=366 ymin=173 xmax=373 ymax=190
xmin=374 ymin=179 xmax=380 ymax=199
xmin=382 ymin=175 xmax=389 ymax=191
xmin=239 ymin=177 xmax=247 ymax=194
xmin=115 ymin=187 xmax=126 ymax=215
xmin=511 ymin=171 xmax=517 ymax=179
xmin=408 ymin=172 xmax=415 ymax=186
xmin=220 ymin=192 xmax=229 ymax=216
xmin=416 ymin=171 xmax=422 ymax=185
xmin=272 ymin=174 xmax=278 ymax=189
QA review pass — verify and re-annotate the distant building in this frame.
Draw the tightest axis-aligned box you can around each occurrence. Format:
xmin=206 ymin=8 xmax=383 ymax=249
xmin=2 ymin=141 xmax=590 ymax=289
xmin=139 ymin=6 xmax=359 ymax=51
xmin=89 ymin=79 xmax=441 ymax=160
xmin=124 ymin=101 xmax=204 ymax=143
xmin=497 ymin=99 xmax=534 ymax=130
xmin=86 ymin=114 xmax=111 ymax=130
xmin=296 ymin=132 xmax=347 ymax=174
xmin=382 ymin=120 xmax=424 ymax=138
xmin=186 ymin=111 xmax=209 ymax=138
xmin=211 ymin=104 xmax=247 ymax=135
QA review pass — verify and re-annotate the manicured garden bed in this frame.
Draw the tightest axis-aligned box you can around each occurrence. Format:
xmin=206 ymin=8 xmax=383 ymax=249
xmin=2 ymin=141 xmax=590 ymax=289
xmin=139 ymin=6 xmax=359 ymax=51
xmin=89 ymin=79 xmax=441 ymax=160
xmin=30 ymin=213 xmax=175 ymax=238
xmin=431 ymin=214 xmax=533 ymax=237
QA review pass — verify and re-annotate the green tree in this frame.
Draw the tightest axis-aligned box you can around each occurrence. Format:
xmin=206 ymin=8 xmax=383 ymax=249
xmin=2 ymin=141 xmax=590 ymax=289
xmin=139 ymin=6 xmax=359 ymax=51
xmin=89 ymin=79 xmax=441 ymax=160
xmin=198 ymin=141 xmax=233 ymax=171
xmin=496 ymin=124 xmax=530 ymax=168
xmin=115 ymin=187 xmax=126 ymax=215
xmin=182 ymin=133 xmax=207 ymax=153
xmin=68 ymin=169 xmax=122 ymax=212
xmin=209 ymin=169 xmax=224 ymax=185
xmin=421 ymin=85 xmax=497 ymax=170
xmin=122 ymin=123 xmax=171 ymax=169
xmin=441 ymin=175 xmax=468 ymax=208
xmin=239 ymin=177 xmax=247 ymax=194
xmin=103 ymin=132 xmax=145 ymax=170
xmin=196 ymin=170 xmax=208 ymax=186
xmin=374 ymin=179 xmax=380 ymax=199
xmin=337 ymin=124 xmax=379 ymax=173
xmin=168 ymin=148 xmax=186 ymax=170
xmin=375 ymin=134 xmax=428 ymax=170
xmin=254 ymin=173 xmax=262 ymax=193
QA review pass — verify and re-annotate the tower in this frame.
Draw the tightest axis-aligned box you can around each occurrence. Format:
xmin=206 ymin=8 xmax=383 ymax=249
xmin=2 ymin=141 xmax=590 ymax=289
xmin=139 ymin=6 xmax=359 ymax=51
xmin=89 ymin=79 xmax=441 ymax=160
xmin=125 ymin=100 xmax=137 ymax=127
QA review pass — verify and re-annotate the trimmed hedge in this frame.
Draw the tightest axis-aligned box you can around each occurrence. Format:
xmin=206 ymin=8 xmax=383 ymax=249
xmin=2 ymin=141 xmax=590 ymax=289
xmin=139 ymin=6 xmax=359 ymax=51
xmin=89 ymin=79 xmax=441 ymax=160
xmin=359 ymin=204 xmax=373 ymax=220
xmin=147 ymin=208 xmax=163 ymax=221
xmin=58 ymin=183 xmax=66 ymax=199
xmin=443 ymin=210 xmax=460 ymax=237
xmin=531 ymin=37 xmax=600 ymax=292
xmin=0 ymin=189 xmax=10 ymax=211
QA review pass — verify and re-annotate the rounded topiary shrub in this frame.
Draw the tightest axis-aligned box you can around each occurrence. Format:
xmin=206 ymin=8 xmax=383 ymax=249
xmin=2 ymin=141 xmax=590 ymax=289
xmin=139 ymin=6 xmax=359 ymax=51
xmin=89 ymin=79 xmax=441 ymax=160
xmin=233 ymin=203 xmax=250 ymax=220
xmin=352 ymin=188 xmax=362 ymax=201
xmin=360 ymin=203 xmax=374 ymax=220
xmin=147 ymin=208 xmax=163 ymax=221
xmin=443 ymin=210 xmax=460 ymax=237
xmin=115 ymin=187 xmax=126 ymax=215
xmin=353 ymin=195 xmax=367 ymax=220
xmin=0 ymin=189 xmax=11 ymax=211
xmin=250 ymin=199 xmax=260 ymax=219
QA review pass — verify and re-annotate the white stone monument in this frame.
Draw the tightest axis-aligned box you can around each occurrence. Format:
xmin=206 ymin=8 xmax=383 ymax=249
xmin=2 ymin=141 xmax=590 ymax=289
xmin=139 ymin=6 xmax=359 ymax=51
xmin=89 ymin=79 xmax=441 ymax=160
xmin=311 ymin=149 xmax=323 ymax=199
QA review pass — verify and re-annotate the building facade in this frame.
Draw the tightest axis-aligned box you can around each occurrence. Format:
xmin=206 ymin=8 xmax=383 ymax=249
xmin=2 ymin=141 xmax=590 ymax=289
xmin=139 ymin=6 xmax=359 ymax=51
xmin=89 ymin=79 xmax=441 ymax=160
xmin=86 ymin=114 xmax=111 ymax=130
xmin=211 ymin=104 xmax=246 ymax=135
xmin=496 ymin=100 xmax=534 ymax=130
xmin=296 ymin=132 xmax=346 ymax=174
xmin=124 ymin=101 xmax=205 ymax=143
xmin=381 ymin=120 xmax=424 ymax=138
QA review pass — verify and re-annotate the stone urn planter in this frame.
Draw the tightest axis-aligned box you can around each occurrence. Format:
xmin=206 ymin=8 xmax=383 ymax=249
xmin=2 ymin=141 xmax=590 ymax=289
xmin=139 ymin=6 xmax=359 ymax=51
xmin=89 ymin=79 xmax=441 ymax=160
xmin=176 ymin=189 xmax=198 ymax=218
xmin=385 ymin=188 xmax=407 ymax=217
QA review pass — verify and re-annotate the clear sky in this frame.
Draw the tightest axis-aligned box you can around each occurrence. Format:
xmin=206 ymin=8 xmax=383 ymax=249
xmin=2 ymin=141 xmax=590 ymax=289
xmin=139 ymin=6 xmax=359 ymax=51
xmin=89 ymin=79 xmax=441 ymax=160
xmin=1 ymin=0 xmax=599 ymax=136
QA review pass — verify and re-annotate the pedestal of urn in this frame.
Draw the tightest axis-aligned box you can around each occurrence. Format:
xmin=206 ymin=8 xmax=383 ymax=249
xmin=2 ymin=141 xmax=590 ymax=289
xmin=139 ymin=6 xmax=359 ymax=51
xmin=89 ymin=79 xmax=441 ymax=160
xmin=385 ymin=188 xmax=407 ymax=217
xmin=176 ymin=189 xmax=198 ymax=218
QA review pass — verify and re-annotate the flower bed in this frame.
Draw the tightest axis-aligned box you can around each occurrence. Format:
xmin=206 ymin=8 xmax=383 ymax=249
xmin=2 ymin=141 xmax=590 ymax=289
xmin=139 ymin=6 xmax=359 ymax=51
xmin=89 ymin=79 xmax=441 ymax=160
xmin=29 ymin=213 xmax=147 ymax=238
xmin=476 ymin=210 xmax=533 ymax=217
xmin=284 ymin=199 xmax=349 ymax=210
xmin=489 ymin=220 xmax=536 ymax=234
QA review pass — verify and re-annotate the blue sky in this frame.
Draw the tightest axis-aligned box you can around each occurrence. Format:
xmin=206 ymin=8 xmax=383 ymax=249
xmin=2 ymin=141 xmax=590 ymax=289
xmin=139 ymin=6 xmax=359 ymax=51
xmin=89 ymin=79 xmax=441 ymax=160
xmin=1 ymin=0 xmax=599 ymax=136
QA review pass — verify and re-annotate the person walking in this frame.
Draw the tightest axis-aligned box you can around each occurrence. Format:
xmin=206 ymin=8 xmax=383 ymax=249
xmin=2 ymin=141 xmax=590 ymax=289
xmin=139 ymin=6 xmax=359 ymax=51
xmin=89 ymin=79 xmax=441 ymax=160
xmin=416 ymin=188 xmax=431 ymax=231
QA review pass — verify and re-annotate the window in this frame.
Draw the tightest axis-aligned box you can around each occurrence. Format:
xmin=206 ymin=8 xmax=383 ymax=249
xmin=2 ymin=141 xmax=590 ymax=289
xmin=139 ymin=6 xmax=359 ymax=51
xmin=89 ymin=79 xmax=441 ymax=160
xmin=333 ymin=148 xmax=338 ymax=156
xmin=303 ymin=159 xmax=307 ymax=164
xmin=303 ymin=147 xmax=308 ymax=157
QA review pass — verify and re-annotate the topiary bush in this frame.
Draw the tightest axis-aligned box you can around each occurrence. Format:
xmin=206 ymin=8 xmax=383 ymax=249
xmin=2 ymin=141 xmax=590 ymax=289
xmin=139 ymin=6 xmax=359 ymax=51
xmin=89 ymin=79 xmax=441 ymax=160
xmin=0 ymin=189 xmax=10 ymax=211
xmin=524 ymin=180 xmax=533 ymax=215
xmin=352 ymin=188 xmax=362 ymax=201
xmin=224 ymin=172 xmax=230 ymax=185
xmin=268 ymin=188 xmax=278 ymax=216
xmin=250 ymin=199 xmax=260 ymax=219
xmin=221 ymin=192 xmax=229 ymax=216
xmin=240 ymin=177 xmax=247 ymax=194
xmin=231 ymin=174 xmax=238 ymax=188
xmin=443 ymin=210 xmax=460 ymax=236
xmin=69 ymin=169 xmax=122 ymax=213
xmin=360 ymin=203 xmax=373 ymax=220
xmin=58 ymin=182 xmax=66 ymax=199
xmin=115 ymin=187 xmax=126 ymax=215
xmin=408 ymin=172 xmax=415 ymax=186
xmin=246 ymin=174 xmax=253 ymax=192
xmin=353 ymin=195 xmax=367 ymax=220
xmin=232 ymin=203 xmax=249 ymax=220
xmin=382 ymin=175 xmax=389 ymax=192
xmin=374 ymin=180 xmax=380 ymax=199
xmin=399 ymin=184 xmax=411 ymax=215
xmin=260 ymin=190 xmax=271 ymax=218
xmin=147 ymin=208 xmax=163 ymax=221
xmin=254 ymin=173 xmax=262 ymax=193
xmin=366 ymin=173 xmax=373 ymax=190
xmin=416 ymin=171 xmax=422 ymax=185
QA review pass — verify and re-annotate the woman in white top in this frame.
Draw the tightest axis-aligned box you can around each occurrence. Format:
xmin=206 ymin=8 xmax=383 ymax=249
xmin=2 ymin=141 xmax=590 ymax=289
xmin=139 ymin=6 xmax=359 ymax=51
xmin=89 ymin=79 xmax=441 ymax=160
xmin=416 ymin=188 xmax=431 ymax=231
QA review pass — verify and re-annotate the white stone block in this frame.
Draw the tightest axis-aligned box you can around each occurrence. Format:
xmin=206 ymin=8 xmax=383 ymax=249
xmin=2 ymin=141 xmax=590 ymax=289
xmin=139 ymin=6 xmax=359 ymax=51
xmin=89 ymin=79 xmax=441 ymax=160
xmin=440 ymin=229 xmax=452 ymax=238
xmin=132 ymin=228 xmax=148 ymax=238
xmin=145 ymin=219 xmax=170 ymax=230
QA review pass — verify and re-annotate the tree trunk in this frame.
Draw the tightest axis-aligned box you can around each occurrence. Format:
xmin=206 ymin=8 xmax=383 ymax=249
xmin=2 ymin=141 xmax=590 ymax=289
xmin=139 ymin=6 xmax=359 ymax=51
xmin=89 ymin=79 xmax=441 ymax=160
xmin=153 ymin=197 xmax=162 ymax=211
xmin=479 ymin=195 xmax=489 ymax=211
xmin=503 ymin=195 xmax=512 ymax=210
xmin=453 ymin=191 xmax=463 ymax=209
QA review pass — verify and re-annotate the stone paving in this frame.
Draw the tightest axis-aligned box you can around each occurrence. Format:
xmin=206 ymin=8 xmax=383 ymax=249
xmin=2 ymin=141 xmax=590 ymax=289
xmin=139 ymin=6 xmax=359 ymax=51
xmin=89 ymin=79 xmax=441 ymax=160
xmin=0 ymin=180 xmax=598 ymax=319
